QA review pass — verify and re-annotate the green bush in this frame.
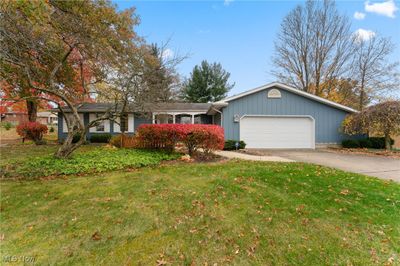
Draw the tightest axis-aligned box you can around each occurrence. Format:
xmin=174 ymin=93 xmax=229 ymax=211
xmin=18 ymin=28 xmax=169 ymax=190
xmin=368 ymin=137 xmax=394 ymax=149
xmin=72 ymin=133 xmax=82 ymax=143
xmin=358 ymin=139 xmax=372 ymax=148
xmin=341 ymin=139 xmax=360 ymax=148
xmin=341 ymin=137 xmax=395 ymax=149
xmin=224 ymin=140 xmax=246 ymax=150
xmin=89 ymin=133 xmax=112 ymax=143
xmin=49 ymin=127 xmax=55 ymax=133
xmin=2 ymin=122 xmax=13 ymax=130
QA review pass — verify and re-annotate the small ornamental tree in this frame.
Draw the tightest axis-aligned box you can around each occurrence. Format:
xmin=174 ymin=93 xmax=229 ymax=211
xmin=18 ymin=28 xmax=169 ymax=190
xmin=342 ymin=101 xmax=400 ymax=149
xmin=16 ymin=122 xmax=48 ymax=144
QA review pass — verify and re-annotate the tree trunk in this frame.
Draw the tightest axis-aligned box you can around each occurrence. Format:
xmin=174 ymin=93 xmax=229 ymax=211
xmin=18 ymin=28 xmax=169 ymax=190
xmin=26 ymin=99 xmax=38 ymax=122
xmin=384 ymin=133 xmax=392 ymax=150
xmin=54 ymin=130 xmax=86 ymax=158
xmin=359 ymin=89 xmax=364 ymax=111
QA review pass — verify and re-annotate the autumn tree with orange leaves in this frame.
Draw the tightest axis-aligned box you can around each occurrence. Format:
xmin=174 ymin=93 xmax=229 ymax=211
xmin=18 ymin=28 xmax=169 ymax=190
xmin=0 ymin=0 xmax=146 ymax=158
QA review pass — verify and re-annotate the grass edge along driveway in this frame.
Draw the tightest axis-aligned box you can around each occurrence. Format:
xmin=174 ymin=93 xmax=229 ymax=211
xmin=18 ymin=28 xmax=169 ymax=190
xmin=1 ymin=160 xmax=399 ymax=265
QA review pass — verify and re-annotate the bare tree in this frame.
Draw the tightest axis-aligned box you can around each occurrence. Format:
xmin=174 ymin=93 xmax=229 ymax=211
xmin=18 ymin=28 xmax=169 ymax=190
xmin=272 ymin=0 xmax=354 ymax=95
xmin=351 ymin=35 xmax=400 ymax=110
xmin=144 ymin=42 xmax=187 ymax=102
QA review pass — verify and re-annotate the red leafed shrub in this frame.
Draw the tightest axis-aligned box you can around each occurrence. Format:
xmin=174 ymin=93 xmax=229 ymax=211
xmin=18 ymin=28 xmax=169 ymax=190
xmin=16 ymin=122 xmax=48 ymax=144
xmin=134 ymin=124 xmax=224 ymax=155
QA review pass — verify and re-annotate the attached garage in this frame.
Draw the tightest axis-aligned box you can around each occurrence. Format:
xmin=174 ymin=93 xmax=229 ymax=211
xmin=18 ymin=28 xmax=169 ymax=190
xmin=215 ymin=82 xmax=357 ymax=149
xmin=240 ymin=116 xmax=315 ymax=149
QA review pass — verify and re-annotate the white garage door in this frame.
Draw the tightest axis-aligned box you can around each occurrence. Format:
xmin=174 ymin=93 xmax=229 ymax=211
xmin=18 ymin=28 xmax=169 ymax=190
xmin=240 ymin=116 xmax=315 ymax=149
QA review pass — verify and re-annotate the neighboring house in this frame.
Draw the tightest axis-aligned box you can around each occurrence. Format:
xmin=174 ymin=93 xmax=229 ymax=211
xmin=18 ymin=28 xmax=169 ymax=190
xmin=56 ymin=82 xmax=357 ymax=149
xmin=0 ymin=111 xmax=28 ymax=125
xmin=37 ymin=111 xmax=58 ymax=125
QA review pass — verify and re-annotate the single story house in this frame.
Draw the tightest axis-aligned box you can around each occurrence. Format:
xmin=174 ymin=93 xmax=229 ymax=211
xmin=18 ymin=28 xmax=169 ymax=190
xmin=56 ymin=82 xmax=357 ymax=149
xmin=37 ymin=111 xmax=58 ymax=125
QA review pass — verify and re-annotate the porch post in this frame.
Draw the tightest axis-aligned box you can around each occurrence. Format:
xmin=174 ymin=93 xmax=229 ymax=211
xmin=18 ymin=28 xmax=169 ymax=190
xmin=172 ymin=114 xmax=176 ymax=124
xmin=191 ymin=114 xmax=194 ymax=124
xmin=152 ymin=113 xmax=156 ymax=124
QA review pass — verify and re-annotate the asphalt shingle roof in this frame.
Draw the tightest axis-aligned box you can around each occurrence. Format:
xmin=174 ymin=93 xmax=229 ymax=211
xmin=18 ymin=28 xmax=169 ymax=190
xmin=55 ymin=102 xmax=212 ymax=113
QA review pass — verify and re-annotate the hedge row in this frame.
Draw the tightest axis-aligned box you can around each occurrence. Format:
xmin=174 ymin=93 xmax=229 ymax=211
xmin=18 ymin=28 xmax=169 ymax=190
xmin=125 ymin=124 xmax=225 ymax=155
xmin=342 ymin=137 xmax=394 ymax=149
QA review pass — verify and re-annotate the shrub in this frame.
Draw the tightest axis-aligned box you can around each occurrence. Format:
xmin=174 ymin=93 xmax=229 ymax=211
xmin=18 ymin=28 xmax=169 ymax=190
xmin=358 ymin=139 xmax=372 ymax=148
xmin=2 ymin=122 xmax=13 ymax=130
xmin=109 ymin=134 xmax=138 ymax=148
xmin=341 ymin=137 xmax=395 ymax=149
xmin=16 ymin=122 xmax=48 ymax=144
xmin=341 ymin=139 xmax=360 ymax=148
xmin=224 ymin=140 xmax=246 ymax=150
xmin=89 ymin=133 xmax=112 ymax=143
xmin=368 ymin=137 xmax=394 ymax=149
xmin=134 ymin=124 xmax=225 ymax=155
xmin=49 ymin=127 xmax=55 ymax=133
xmin=72 ymin=133 xmax=83 ymax=143
xmin=110 ymin=134 xmax=122 ymax=148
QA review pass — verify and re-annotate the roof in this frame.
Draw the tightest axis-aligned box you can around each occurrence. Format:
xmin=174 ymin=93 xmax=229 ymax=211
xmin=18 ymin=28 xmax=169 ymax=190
xmin=53 ymin=102 xmax=212 ymax=113
xmin=150 ymin=102 xmax=212 ymax=112
xmin=37 ymin=111 xmax=57 ymax=117
xmin=217 ymin=82 xmax=357 ymax=113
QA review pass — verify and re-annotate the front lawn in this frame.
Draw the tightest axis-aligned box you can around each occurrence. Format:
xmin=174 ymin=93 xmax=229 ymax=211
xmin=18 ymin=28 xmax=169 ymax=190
xmin=1 ymin=158 xmax=399 ymax=265
xmin=1 ymin=145 xmax=179 ymax=178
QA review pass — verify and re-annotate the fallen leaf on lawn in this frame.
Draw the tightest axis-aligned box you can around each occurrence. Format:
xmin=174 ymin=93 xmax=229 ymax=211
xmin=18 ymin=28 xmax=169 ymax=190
xmin=156 ymin=259 xmax=167 ymax=266
xmin=340 ymin=189 xmax=350 ymax=195
xmin=0 ymin=234 xmax=4 ymax=241
xmin=91 ymin=231 xmax=101 ymax=241
xmin=235 ymin=249 xmax=240 ymax=254
xmin=386 ymin=255 xmax=395 ymax=265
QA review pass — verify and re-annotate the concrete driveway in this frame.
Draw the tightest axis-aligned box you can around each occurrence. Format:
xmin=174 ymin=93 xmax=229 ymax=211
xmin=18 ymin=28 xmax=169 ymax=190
xmin=251 ymin=149 xmax=400 ymax=182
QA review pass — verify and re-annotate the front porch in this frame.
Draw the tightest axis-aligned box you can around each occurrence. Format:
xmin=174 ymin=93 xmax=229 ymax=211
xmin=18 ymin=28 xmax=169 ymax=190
xmin=152 ymin=112 xmax=213 ymax=125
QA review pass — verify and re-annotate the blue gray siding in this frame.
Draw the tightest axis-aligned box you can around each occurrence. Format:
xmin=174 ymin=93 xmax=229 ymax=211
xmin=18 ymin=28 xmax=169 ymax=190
xmin=58 ymin=112 xmax=214 ymax=141
xmin=134 ymin=114 xmax=152 ymax=131
xmin=222 ymin=87 xmax=352 ymax=144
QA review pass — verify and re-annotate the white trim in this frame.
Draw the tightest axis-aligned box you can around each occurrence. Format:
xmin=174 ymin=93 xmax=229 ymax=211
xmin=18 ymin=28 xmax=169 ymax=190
xmin=152 ymin=111 xmax=206 ymax=116
xmin=217 ymin=82 xmax=357 ymax=113
xmin=114 ymin=117 xmax=121 ymax=133
xmin=128 ymin=114 xmax=134 ymax=133
xmin=239 ymin=115 xmax=316 ymax=149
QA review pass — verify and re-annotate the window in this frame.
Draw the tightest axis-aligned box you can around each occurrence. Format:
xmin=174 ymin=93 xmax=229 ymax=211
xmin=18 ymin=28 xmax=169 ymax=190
xmin=155 ymin=114 xmax=173 ymax=124
xmin=120 ymin=114 xmax=128 ymax=132
xmin=179 ymin=115 xmax=192 ymax=124
xmin=194 ymin=115 xmax=202 ymax=124
xmin=95 ymin=113 xmax=105 ymax=132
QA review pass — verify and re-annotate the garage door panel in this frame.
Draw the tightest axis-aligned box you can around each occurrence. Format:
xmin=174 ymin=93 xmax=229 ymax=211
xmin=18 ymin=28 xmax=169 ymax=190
xmin=240 ymin=116 xmax=314 ymax=149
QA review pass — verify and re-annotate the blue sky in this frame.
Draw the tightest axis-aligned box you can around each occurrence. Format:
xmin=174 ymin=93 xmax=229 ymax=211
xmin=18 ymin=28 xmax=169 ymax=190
xmin=114 ymin=0 xmax=400 ymax=96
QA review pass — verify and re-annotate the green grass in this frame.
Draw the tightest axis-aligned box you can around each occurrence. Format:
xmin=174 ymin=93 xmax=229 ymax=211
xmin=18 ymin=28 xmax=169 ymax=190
xmin=1 ymin=154 xmax=399 ymax=265
xmin=1 ymin=145 xmax=179 ymax=178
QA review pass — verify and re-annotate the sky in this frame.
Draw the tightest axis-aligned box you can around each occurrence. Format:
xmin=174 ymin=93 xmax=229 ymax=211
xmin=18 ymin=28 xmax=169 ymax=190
xmin=114 ymin=0 xmax=400 ymax=97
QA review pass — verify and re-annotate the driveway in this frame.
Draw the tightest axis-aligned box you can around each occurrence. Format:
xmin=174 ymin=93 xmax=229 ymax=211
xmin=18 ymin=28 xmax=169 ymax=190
xmin=251 ymin=149 xmax=400 ymax=182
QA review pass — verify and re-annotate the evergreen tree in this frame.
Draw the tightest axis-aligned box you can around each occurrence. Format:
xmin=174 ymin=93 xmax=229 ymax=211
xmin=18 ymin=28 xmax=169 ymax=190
xmin=181 ymin=61 xmax=234 ymax=102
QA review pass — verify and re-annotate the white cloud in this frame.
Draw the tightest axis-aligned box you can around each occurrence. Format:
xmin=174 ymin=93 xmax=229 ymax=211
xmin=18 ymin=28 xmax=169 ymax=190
xmin=354 ymin=28 xmax=376 ymax=41
xmin=354 ymin=11 xmax=366 ymax=19
xmin=162 ymin=48 xmax=174 ymax=60
xmin=365 ymin=0 xmax=398 ymax=18
xmin=224 ymin=0 xmax=234 ymax=6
